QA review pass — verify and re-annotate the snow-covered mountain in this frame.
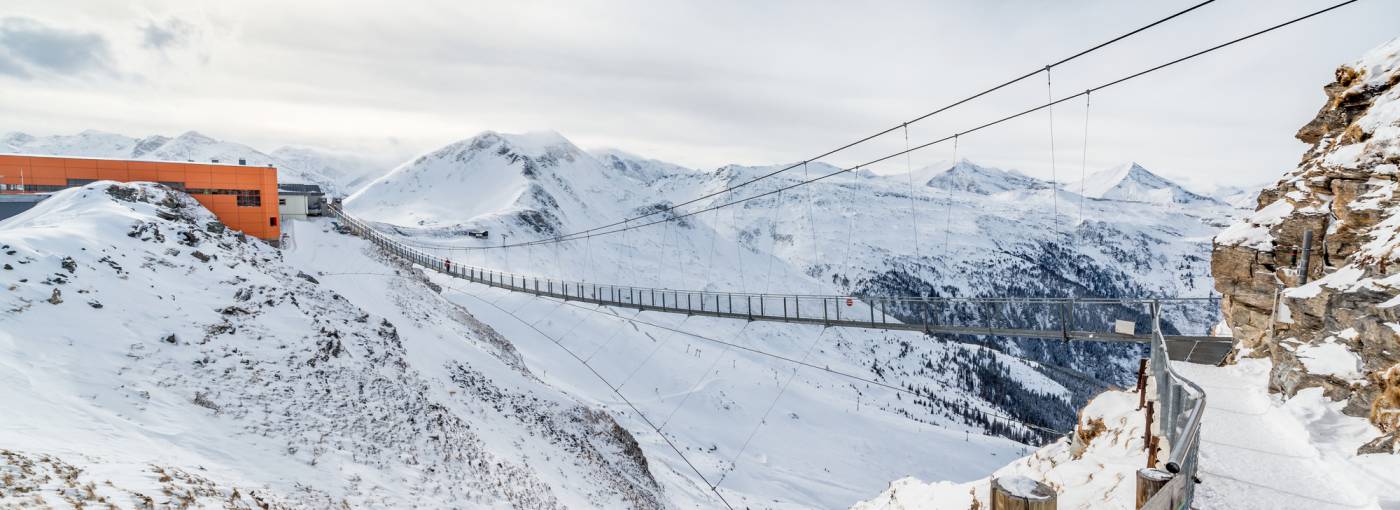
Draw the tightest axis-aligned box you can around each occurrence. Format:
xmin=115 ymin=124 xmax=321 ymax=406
xmin=2 ymin=128 xmax=1243 ymax=509
xmin=1064 ymin=162 xmax=1223 ymax=206
xmin=1207 ymin=182 xmax=1270 ymax=209
xmin=1 ymin=130 xmax=380 ymax=196
xmin=0 ymin=182 xmax=667 ymax=507
xmin=924 ymin=159 xmax=1050 ymax=194
xmin=348 ymin=129 xmax=1238 ymax=413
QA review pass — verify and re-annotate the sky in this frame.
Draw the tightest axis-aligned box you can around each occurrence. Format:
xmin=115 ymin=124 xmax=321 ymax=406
xmin=1 ymin=0 xmax=1397 ymax=192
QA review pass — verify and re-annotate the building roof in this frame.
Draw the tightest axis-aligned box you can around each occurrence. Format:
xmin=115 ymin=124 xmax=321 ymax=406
xmin=4 ymin=153 xmax=278 ymax=169
xmin=278 ymin=183 xmax=323 ymax=194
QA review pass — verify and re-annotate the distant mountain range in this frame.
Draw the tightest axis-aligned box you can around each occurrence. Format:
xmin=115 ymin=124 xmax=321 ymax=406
xmin=1 ymin=130 xmax=386 ymax=195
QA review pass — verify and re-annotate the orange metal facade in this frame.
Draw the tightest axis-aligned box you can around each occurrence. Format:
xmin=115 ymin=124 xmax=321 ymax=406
xmin=0 ymin=155 xmax=281 ymax=240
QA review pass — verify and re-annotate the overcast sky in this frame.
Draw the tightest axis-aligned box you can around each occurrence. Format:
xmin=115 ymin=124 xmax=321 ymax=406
xmin=2 ymin=0 xmax=1397 ymax=191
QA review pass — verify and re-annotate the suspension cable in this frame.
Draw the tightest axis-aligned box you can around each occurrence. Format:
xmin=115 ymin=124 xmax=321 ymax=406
xmin=1079 ymin=91 xmax=1091 ymax=227
xmin=904 ymin=123 xmax=922 ymax=260
xmin=374 ymin=0 xmax=1353 ymax=254
xmin=944 ymin=135 xmax=957 ymax=254
xmin=1045 ymin=66 xmax=1062 ymax=244
xmin=387 ymin=1 xmax=1217 ymax=252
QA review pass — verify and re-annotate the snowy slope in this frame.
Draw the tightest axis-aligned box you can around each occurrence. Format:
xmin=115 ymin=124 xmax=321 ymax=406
xmin=1207 ymin=183 xmax=1270 ymax=209
xmin=0 ymin=130 xmax=374 ymax=195
xmin=1064 ymin=162 xmax=1223 ymax=206
xmin=339 ymin=129 xmax=1238 ymax=478
xmin=0 ymin=182 xmax=667 ymax=508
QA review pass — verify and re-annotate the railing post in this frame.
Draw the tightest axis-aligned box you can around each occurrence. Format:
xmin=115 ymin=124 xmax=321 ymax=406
xmin=782 ymin=297 xmax=788 ymax=321
xmin=823 ymin=298 xmax=829 ymax=324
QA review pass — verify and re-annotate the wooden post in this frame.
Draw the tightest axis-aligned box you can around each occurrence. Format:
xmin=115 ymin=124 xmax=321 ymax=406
xmin=1136 ymin=358 xmax=1149 ymax=410
xmin=1135 ymin=468 xmax=1173 ymax=509
xmin=1144 ymin=402 xmax=1157 ymax=466
xmin=990 ymin=476 xmax=1057 ymax=510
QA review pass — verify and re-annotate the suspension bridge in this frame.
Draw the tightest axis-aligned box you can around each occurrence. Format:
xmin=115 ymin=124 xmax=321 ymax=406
xmin=314 ymin=2 xmax=1366 ymax=507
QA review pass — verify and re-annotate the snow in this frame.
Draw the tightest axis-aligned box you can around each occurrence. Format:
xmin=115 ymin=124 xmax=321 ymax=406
xmin=1174 ymin=359 xmax=1400 ymax=510
xmin=1061 ymin=162 xmax=1222 ymax=206
xmin=1295 ymin=341 xmax=1364 ymax=381
xmin=346 ymin=131 xmax=593 ymax=228
xmin=0 ymin=126 xmax=1246 ymax=508
xmin=0 ymin=182 xmax=674 ymax=508
xmin=851 ymin=389 xmax=1153 ymax=510
xmin=1216 ymin=198 xmax=1295 ymax=249
xmin=923 ymin=159 xmax=1048 ymax=195
xmin=996 ymin=474 xmax=1048 ymax=499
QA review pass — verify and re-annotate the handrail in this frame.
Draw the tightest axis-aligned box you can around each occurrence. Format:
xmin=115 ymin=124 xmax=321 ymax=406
xmin=335 ymin=208 xmax=1222 ymax=305
xmin=1141 ymin=305 xmax=1207 ymax=509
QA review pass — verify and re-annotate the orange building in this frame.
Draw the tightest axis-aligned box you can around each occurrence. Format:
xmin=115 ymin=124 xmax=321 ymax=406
xmin=0 ymin=154 xmax=280 ymax=240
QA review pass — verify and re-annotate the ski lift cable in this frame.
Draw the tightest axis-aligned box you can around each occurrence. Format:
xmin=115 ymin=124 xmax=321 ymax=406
xmin=451 ymin=287 xmax=735 ymax=509
xmin=553 ymin=296 xmax=1069 ymax=437
xmin=715 ymin=327 xmax=828 ymax=488
xmin=660 ymin=322 xmax=754 ymax=430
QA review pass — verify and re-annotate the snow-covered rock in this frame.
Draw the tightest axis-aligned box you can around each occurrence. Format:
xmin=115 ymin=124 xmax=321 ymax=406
xmin=1213 ymin=37 xmax=1400 ymax=453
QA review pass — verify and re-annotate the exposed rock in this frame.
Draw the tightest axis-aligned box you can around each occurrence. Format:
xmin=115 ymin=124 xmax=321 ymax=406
xmin=46 ymin=288 xmax=62 ymax=304
xmin=191 ymin=250 xmax=211 ymax=263
xmin=1212 ymin=39 xmax=1400 ymax=448
xmin=295 ymin=271 xmax=319 ymax=284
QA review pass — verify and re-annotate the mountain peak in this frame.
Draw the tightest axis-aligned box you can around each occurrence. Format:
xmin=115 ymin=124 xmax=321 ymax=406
xmin=1069 ymin=162 xmax=1221 ymax=206
xmin=924 ymin=159 xmax=1048 ymax=194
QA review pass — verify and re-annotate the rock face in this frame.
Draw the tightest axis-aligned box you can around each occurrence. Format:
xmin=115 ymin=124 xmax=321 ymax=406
xmin=1212 ymin=38 xmax=1400 ymax=452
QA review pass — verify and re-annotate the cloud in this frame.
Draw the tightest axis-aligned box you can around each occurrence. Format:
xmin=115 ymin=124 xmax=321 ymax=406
xmin=0 ymin=16 xmax=114 ymax=79
xmin=140 ymin=17 xmax=195 ymax=52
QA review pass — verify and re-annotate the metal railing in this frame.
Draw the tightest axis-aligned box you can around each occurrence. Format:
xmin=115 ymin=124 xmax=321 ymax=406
xmin=1141 ymin=304 xmax=1206 ymax=509
xmin=327 ymin=205 xmax=1228 ymax=345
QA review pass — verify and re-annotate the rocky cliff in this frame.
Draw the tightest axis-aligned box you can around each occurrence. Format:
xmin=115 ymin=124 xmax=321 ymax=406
xmin=1213 ymin=37 xmax=1400 ymax=453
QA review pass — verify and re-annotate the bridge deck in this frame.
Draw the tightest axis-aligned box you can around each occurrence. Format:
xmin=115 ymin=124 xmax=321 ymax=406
xmin=329 ymin=207 xmax=1233 ymax=363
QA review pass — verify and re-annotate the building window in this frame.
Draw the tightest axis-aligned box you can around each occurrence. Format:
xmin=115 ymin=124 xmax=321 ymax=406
xmin=157 ymin=181 xmax=186 ymax=190
xmin=269 ymin=217 xmax=277 ymax=227
xmin=66 ymin=179 xmax=98 ymax=187
xmin=279 ymin=198 xmax=286 ymax=205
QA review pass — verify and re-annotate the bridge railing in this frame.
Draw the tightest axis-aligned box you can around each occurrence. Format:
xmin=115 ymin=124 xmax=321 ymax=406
xmin=328 ymin=205 xmax=1221 ymax=343
xmin=1141 ymin=304 xmax=1206 ymax=509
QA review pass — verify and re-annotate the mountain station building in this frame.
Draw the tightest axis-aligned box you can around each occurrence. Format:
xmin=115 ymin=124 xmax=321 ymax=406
xmin=0 ymin=154 xmax=281 ymax=240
